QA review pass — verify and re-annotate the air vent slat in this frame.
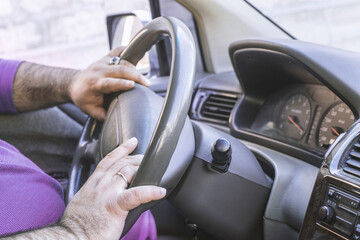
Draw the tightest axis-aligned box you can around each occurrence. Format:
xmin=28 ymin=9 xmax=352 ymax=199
xmin=206 ymin=101 xmax=234 ymax=109
xmin=350 ymin=151 xmax=360 ymax=159
xmin=340 ymin=137 xmax=360 ymax=179
xmin=343 ymin=166 xmax=360 ymax=178
xmin=203 ymin=106 xmax=232 ymax=113
xmin=208 ymin=96 xmax=237 ymax=103
xmin=202 ymin=111 xmax=229 ymax=120
xmin=346 ymin=159 xmax=360 ymax=169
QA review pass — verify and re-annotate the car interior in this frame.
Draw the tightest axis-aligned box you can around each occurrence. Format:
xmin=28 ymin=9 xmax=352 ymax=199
xmin=2 ymin=0 xmax=360 ymax=240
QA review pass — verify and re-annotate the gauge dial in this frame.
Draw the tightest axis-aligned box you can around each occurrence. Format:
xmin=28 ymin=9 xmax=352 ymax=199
xmin=318 ymin=103 xmax=355 ymax=149
xmin=278 ymin=94 xmax=311 ymax=140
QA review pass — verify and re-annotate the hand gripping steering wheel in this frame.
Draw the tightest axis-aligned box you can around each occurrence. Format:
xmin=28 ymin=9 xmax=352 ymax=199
xmin=66 ymin=16 xmax=196 ymax=236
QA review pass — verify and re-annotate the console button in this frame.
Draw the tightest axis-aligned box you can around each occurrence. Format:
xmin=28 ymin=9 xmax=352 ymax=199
xmin=356 ymin=223 xmax=360 ymax=233
xmin=334 ymin=192 xmax=360 ymax=209
xmin=328 ymin=189 xmax=335 ymax=198
xmin=333 ymin=216 xmax=353 ymax=236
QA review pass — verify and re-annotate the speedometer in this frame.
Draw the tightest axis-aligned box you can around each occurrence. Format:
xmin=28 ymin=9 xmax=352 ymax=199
xmin=278 ymin=94 xmax=311 ymax=140
xmin=318 ymin=103 xmax=355 ymax=149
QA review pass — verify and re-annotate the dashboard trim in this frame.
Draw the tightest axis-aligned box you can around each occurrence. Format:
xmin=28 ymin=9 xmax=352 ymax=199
xmin=299 ymin=121 xmax=360 ymax=239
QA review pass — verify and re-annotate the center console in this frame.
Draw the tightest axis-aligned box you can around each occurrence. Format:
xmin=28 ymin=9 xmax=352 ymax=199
xmin=300 ymin=122 xmax=360 ymax=240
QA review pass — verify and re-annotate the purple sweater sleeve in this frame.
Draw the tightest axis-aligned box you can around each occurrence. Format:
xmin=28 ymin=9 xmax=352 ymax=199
xmin=0 ymin=59 xmax=24 ymax=113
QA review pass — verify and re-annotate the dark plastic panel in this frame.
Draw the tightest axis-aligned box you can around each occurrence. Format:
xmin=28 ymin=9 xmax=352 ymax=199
xmin=191 ymin=121 xmax=271 ymax=188
xmin=264 ymin=218 xmax=299 ymax=240
xmin=244 ymin=139 xmax=318 ymax=239
xmin=197 ymin=71 xmax=242 ymax=94
xmin=169 ymin=121 xmax=271 ymax=240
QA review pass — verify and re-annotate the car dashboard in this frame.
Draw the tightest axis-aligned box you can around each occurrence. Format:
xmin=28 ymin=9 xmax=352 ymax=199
xmin=185 ymin=38 xmax=360 ymax=239
xmin=150 ymin=38 xmax=360 ymax=239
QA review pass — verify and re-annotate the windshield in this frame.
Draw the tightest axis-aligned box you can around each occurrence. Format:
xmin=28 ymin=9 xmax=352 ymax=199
xmin=246 ymin=0 xmax=360 ymax=53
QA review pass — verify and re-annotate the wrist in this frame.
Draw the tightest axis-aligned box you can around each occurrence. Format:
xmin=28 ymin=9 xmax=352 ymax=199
xmin=66 ymin=69 xmax=81 ymax=104
xmin=57 ymin=211 xmax=94 ymax=240
xmin=49 ymin=224 xmax=81 ymax=240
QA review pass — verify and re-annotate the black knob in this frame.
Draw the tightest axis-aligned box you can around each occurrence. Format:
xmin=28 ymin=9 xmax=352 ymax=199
xmin=211 ymin=138 xmax=232 ymax=165
xmin=318 ymin=206 xmax=334 ymax=223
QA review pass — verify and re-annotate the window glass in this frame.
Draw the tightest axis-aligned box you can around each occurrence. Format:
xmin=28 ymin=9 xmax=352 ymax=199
xmin=160 ymin=0 xmax=204 ymax=71
xmin=0 ymin=0 xmax=150 ymax=69
xmin=247 ymin=0 xmax=360 ymax=53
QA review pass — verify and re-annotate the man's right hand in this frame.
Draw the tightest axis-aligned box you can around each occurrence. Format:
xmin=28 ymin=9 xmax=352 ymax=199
xmin=12 ymin=47 xmax=150 ymax=118
xmin=59 ymin=137 xmax=166 ymax=239
xmin=69 ymin=47 xmax=151 ymax=121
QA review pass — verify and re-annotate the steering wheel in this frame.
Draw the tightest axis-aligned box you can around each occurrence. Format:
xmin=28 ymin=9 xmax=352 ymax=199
xmin=66 ymin=16 xmax=196 ymax=236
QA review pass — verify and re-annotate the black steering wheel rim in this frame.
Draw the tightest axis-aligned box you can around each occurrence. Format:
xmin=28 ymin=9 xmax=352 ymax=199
xmin=67 ymin=16 xmax=196 ymax=236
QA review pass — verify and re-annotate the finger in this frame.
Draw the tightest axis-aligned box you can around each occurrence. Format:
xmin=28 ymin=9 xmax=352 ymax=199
xmin=112 ymin=165 xmax=139 ymax=189
xmin=108 ymin=154 xmax=143 ymax=176
xmin=107 ymin=46 xmax=126 ymax=57
xmin=118 ymin=186 xmax=167 ymax=211
xmin=119 ymin=59 xmax=136 ymax=68
xmin=95 ymin=78 xmax=135 ymax=94
xmin=106 ymin=48 xmax=138 ymax=69
xmin=97 ymin=138 xmax=138 ymax=171
xmin=107 ymin=65 xmax=150 ymax=87
xmin=104 ymin=55 xmax=135 ymax=69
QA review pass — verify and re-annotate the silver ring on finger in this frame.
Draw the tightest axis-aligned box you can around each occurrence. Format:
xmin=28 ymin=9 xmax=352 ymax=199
xmin=109 ymin=56 xmax=121 ymax=65
xmin=115 ymin=172 xmax=130 ymax=187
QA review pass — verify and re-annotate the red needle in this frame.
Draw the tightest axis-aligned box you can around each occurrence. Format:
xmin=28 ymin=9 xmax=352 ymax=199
xmin=331 ymin=127 xmax=340 ymax=136
xmin=287 ymin=116 xmax=304 ymax=133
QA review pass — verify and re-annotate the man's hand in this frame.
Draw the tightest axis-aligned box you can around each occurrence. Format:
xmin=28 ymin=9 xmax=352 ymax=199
xmin=2 ymin=138 xmax=166 ymax=240
xmin=69 ymin=47 xmax=151 ymax=121
xmin=60 ymin=137 xmax=165 ymax=239
xmin=13 ymin=47 xmax=149 ymax=119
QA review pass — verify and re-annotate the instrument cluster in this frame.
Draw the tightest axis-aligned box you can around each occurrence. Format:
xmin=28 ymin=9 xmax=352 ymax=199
xmin=251 ymin=84 xmax=356 ymax=154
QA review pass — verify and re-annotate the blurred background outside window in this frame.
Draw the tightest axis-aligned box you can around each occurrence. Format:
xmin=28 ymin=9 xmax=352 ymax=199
xmin=0 ymin=0 xmax=150 ymax=69
xmin=1 ymin=0 xmax=360 ymax=70
xmin=248 ymin=0 xmax=360 ymax=53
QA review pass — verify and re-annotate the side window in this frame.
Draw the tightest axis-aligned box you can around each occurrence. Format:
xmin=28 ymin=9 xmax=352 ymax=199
xmin=159 ymin=0 xmax=204 ymax=72
xmin=0 ymin=1 xmax=151 ymax=69
xmin=107 ymin=14 xmax=151 ymax=74
xmin=106 ymin=0 xmax=204 ymax=77
xmin=0 ymin=1 xmax=201 ymax=74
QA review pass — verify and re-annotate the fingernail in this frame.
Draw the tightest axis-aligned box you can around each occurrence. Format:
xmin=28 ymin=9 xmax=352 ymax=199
xmin=142 ymin=76 xmax=151 ymax=86
xmin=159 ymin=187 xmax=167 ymax=196
xmin=128 ymin=137 xmax=138 ymax=144
xmin=127 ymin=80 xmax=135 ymax=87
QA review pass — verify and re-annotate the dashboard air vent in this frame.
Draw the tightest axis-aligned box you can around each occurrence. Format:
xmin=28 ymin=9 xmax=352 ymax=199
xmin=342 ymin=138 xmax=360 ymax=177
xmin=191 ymin=89 xmax=239 ymax=126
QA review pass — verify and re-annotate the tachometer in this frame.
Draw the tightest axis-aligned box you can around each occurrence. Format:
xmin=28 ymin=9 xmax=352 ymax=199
xmin=318 ymin=103 xmax=354 ymax=149
xmin=278 ymin=94 xmax=311 ymax=140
